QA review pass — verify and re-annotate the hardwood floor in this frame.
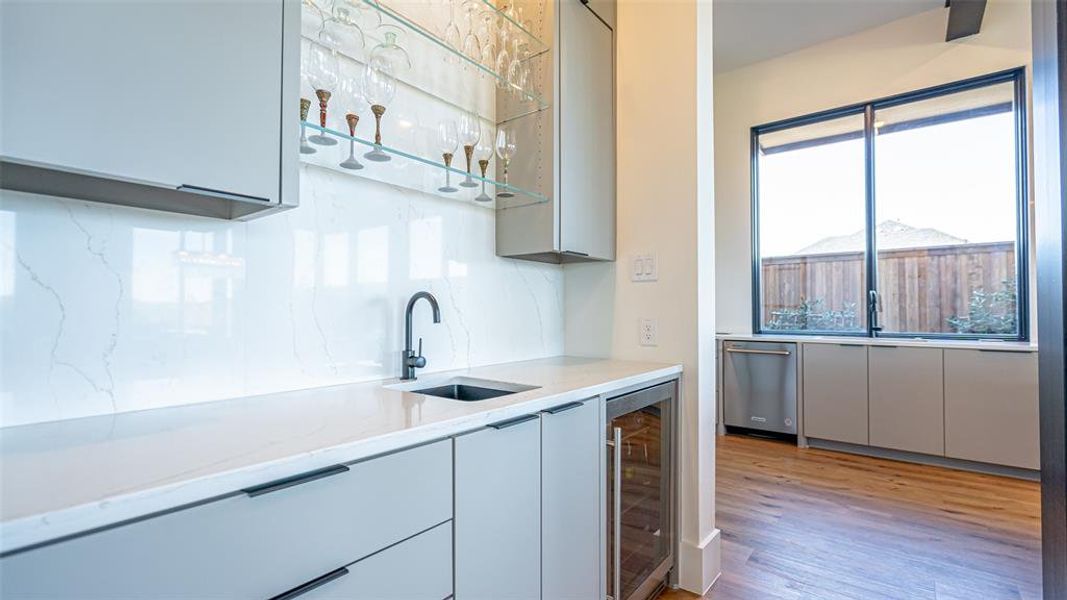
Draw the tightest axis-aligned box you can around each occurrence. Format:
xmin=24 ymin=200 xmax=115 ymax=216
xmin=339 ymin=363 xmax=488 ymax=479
xmin=660 ymin=435 xmax=1042 ymax=600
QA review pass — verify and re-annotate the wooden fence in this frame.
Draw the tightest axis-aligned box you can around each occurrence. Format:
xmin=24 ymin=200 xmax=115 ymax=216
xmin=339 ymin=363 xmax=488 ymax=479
xmin=761 ymin=241 xmax=1016 ymax=333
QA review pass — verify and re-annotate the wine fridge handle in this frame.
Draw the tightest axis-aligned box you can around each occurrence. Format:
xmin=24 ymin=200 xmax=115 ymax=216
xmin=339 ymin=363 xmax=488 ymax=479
xmin=609 ymin=426 xmax=622 ymax=600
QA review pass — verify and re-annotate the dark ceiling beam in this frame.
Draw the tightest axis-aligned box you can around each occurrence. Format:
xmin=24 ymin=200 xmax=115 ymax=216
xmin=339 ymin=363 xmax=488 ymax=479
xmin=945 ymin=0 xmax=988 ymax=41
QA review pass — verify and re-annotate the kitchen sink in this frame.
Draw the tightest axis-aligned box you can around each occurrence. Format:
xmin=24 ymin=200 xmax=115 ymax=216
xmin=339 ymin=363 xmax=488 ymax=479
xmin=386 ymin=376 xmax=538 ymax=401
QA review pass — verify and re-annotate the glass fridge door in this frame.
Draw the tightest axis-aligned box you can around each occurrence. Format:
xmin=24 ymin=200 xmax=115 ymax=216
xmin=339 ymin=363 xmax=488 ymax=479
xmin=607 ymin=387 xmax=672 ymax=600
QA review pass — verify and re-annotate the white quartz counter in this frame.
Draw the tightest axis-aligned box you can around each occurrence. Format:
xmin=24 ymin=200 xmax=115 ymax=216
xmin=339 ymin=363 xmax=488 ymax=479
xmin=716 ymin=332 xmax=1037 ymax=352
xmin=0 ymin=356 xmax=681 ymax=554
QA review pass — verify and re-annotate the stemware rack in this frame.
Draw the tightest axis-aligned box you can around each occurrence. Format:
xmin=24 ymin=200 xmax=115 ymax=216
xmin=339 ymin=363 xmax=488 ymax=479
xmin=300 ymin=0 xmax=550 ymax=209
xmin=300 ymin=121 xmax=548 ymax=208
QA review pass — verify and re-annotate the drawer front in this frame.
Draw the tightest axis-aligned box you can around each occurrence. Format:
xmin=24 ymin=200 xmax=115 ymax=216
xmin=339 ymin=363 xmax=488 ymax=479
xmin=0 ymin=440 xmax=452 ymax=599
xmin=299 ymin=521 xmax=453 ymax=600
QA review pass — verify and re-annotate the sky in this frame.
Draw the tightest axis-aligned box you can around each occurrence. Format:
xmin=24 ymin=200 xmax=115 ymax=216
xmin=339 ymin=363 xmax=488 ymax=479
xmin=758 ymin=111 xmax=1018 ymax=257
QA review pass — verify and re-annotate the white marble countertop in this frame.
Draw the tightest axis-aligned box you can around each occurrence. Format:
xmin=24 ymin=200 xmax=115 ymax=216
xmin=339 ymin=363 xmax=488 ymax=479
xmin=716 ymin=332 xmax=1037 ymax=352
xmin=0 ymin=356 xmax=680 ymax=554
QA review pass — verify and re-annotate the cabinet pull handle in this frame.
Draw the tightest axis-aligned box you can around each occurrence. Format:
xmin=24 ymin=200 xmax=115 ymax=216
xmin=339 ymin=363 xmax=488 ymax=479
xmin=489 ymin=413 xmax=540 ymax=429
xmin=243 ymin=464 xmax=350 ymax=498
xmin=177 ymin=184 xmax=271 ymax=205
xmin=837 ymin=343 xmax=865 ymax=348
xmin=609 ymin=426 xmax=622 ymax=600
xmin=977 ymin=348 xmax=1024 ymax=353
xmin=544 ymin=401 xmax=584 ymax=414
xmin=725 ymin=348 xmax=791 ymax=356
xmin=269 ymin=567 xmax=349 ymax=600
xmin=562 ymin=250 xmax=589 ymax=256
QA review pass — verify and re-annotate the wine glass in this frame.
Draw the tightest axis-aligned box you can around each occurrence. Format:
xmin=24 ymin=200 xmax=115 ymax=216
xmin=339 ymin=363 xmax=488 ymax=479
xmin=437 ymin=120 xmax=459 ymax=193
xmin=299 ymin=97 xmax=316 ymax=154
xmin=339 ymin=112 xmax=364 ymax=170
xmin=361 ymin=60 xmax=396 ymax=162
xmin=460 ymin=0 xmax=482 ymax=64
xmin=474 ymin=129 xmax=494 ymax=202
xmin=477 ymin=9 xmax=498 ymax=68
xmin=495 ymin=126 xmax=517 ymax=198
xmin=369 ymin=28 xmax=412 ymax=75
xmin=442 ymin=0 xmax=462 ymax=63
xmin=306 ymin=27 xmax=340 ymax=146
xmin=458 ymin=111 xmax=481 ymax=188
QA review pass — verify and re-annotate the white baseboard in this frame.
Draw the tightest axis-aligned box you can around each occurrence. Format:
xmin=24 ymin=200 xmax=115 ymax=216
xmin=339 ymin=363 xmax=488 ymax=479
xmin=678 ymin=528 xmax=721 ymax=594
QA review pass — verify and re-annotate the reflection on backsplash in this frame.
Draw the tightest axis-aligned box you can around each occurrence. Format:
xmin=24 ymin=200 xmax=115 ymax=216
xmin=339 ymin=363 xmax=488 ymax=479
xmin=0 ymin=165 xmax=564 ymax=427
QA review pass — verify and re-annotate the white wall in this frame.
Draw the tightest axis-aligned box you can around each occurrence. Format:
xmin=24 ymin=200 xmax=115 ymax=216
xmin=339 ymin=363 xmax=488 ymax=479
xmin=0 ymin=167 xmax=564 ymax=427
xmin=714 ymin=0 xmax=1034 ymax=333
xmin=564 ymin=0 xmax=720 ymax=592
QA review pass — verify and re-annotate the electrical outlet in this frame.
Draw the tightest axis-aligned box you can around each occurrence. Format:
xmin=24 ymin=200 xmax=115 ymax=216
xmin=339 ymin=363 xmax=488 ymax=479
xmin=639 ymin=318 xmax=658 ymax=347
xmin=630 ymin=254 xmax=658 ymax=282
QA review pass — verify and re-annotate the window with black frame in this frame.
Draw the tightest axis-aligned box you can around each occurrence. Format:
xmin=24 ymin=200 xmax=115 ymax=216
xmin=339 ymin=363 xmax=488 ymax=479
xmin=752 ymin=69 xmax=1028 ymax=340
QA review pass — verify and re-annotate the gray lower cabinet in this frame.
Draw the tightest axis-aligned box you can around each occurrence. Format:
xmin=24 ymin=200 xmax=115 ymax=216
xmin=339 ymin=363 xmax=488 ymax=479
xmin=300 ymin=522 xmax=453 ymax=600
xmin=802 ymin=344 xmax=869 ymax=445
xmin=455 ymin=415 xmax=542 ymax=600
xmin=944 ymin=349 xmax=1040 ymax=469
xmin=0 ymin=440 xmax=452 ymax=598
xmin=542 ymin=399 xmax=601 ymax=600
xmin=868 ymin=346 xmax=945 ymax=456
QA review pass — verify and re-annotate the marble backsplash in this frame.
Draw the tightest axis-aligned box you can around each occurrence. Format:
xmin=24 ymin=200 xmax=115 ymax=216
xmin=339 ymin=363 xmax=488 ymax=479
xmin=0 ymin=165 xmax=564 ymax=427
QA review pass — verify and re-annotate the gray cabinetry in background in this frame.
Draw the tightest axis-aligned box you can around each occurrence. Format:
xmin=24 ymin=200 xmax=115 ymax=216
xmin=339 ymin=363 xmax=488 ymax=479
xmin=868 ymin=346 xmax=945 ymax=456
xmin=803 ymin=344 xmax=869 ymax=445
xmin=944 ymin=349 xmax=1040 ymax=469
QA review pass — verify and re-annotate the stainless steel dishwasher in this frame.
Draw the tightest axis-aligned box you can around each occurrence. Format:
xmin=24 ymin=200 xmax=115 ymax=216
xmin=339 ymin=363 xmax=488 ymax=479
xmin=723 ymin=340 xmax=797 ymax=436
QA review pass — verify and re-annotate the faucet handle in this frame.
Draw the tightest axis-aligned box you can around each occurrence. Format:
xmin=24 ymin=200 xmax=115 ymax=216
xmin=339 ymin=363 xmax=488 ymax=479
xmin=412 ymin=338 xmax=427 ymax=369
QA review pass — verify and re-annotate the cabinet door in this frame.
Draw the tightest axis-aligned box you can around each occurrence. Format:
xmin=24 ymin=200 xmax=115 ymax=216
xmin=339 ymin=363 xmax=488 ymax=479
xmin=559 ymin=0 xmax=615 ymax=260
xmin=300 ymin=522 xmax=453 ymax=600
xmin=868 ymin=346 xmax=944 ymax=456
xmin=803 ymin=344 xmax=869 ymax=445
xmin=542 ymin=400 xmax=600 ymax=600
xmin=455 ymin=415 xmax=541 ymax=600
xmin=0 ymin=440 xmax=452 ymax=598
xmin=0 ymin=0 xmax=285 ymax=204
xmin=944 ymin=350 xmax=1040 ymax=469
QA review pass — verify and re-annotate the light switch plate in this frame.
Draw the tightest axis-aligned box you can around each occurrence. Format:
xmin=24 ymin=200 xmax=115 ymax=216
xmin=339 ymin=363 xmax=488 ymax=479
xmin=639 ymin=318 xmax=658 ymax=346
xmin=631 ymin=254 xmax=658 ymax=282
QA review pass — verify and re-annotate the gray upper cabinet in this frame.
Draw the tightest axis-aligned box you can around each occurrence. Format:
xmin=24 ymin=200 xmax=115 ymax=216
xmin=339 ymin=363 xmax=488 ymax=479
xmin=944 ymin=349 xmax=1040 ymax=470
xmin=803 ymin=344 xmax=869 ymax=445
xmin=455 ymin=415 xmax=541 ymax=600
xmin=868 ymin=346 xmax=945 ymax=456
xmin=0 ymin=0 xmax=299 ymax=220
xmin=497 ymin=0 xmax=616 ymax=263
xmin=542 ymin=399 xmax=601 ymax=600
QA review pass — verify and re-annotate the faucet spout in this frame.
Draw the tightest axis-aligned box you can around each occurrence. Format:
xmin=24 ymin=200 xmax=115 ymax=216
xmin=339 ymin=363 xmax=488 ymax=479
xmin=402 ymin=291 xmax=441 ymax=380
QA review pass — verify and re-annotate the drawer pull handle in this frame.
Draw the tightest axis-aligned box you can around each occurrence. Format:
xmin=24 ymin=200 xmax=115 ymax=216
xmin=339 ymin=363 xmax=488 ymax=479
xmin=489 ymin=413 xmax=540 ymax=429
xmin=243 ymin=464 xmax=350 ymax=498
xmin=544 ymin=401 xmax=584 ymax=414
xmin=177 ymin=184 xmax=270 ymax=205
xmin=269 ymin=566 xmax=349 ymax=600
xmin=726 ymin=348 xmax=791 ymax=356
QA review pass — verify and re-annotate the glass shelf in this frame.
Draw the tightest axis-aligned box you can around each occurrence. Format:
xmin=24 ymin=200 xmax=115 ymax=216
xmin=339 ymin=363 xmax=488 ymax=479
xmin=299 ymin=121 xmax=548 ymax=209
xmin=360 ymin=0 xmax=549 ymax=111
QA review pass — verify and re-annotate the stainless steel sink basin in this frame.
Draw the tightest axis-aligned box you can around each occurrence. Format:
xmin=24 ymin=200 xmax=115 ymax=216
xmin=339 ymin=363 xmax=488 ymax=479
xmin=412 ymin=384 xmax=515 ymax=401
xmin=386 ymin=376 xmax=538 ymax=401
